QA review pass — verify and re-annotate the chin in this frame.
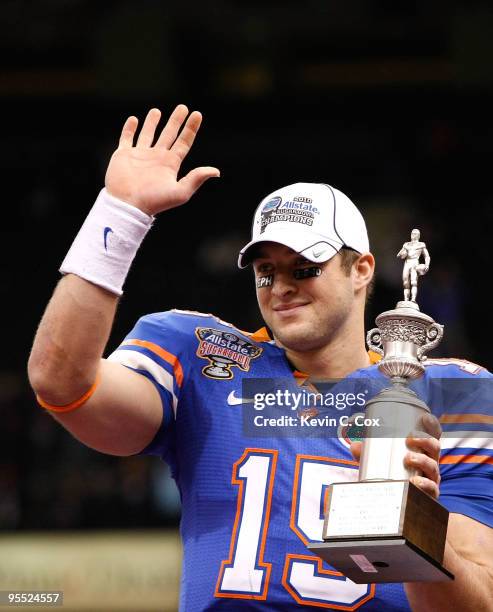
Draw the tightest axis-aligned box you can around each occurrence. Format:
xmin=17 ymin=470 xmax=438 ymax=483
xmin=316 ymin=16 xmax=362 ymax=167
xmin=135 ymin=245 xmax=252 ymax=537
xmin=272 ymin=325 xmax=323 ymax=353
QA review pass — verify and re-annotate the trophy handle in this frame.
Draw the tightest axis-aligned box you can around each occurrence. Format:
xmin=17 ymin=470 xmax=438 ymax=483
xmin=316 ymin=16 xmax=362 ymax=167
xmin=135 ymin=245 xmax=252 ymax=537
xmin=366 ymin=327 xmax=384 ymax=356
xmin=417 ymin=322 xmax=444 ymax=360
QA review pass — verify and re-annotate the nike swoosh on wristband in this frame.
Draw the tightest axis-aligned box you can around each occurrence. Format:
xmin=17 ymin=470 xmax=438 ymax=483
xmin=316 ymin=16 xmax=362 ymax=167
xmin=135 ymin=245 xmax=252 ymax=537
xmin=103 ymin=226 xmax=114 ymax=251
xmin=227 ymin=390 xmax=253 ymax=405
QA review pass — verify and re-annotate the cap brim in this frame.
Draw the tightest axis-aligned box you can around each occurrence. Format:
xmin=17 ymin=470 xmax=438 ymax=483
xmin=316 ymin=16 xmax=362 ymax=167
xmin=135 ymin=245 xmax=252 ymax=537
xmin=238 ymin=233 xmax=343 ymax=268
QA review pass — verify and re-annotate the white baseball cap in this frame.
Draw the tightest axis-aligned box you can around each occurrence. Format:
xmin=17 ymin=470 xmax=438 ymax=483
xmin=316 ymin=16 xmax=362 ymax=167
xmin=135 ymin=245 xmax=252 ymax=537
xmin=238 ymin=182 xmax=370 ymax=268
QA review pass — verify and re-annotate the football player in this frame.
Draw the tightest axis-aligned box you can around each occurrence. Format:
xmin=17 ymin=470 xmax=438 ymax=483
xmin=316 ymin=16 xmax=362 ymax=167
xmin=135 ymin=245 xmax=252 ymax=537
xmin=29 ymin=106 xmax=493 ymax=611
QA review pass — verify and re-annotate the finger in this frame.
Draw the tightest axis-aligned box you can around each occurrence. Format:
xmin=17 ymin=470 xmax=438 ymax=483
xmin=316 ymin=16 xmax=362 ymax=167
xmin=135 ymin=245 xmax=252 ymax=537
xmin=406 ymin=432 xmax=441 ymax=461
xmin=118 ymin=116 xmax=138 ymax=149
xmin=349 ymin=441 xmax=362 ymax=462
xmin=410 ymin=475 xmax=439 ymax=500
xmin=405 ymin=451 xmax=440 ymax=484
xmin=136 ymin=108 xmax=162 ymax=147
xmin=155 ymin=104 xmax=189 ymax=148
xmin=170 ymin=111 xmax=203 ymax=161
xmin=176 ymin=166 xmax=220 ymax=203
xmin=419 ymin=413 xmax=442 ymax=440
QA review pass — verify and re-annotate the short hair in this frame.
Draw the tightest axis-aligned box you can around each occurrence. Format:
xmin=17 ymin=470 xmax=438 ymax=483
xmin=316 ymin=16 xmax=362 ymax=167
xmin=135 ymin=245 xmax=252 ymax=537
xmin=339 ymin=247 xmax=375 ymax=302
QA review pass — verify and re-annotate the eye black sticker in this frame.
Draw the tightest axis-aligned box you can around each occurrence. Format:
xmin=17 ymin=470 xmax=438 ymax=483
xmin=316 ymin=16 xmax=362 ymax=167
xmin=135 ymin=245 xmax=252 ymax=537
xmin=256 ymin=275 xmax=274 ymax=288
xmin=293 ymin=267 xmax=322 ymax=280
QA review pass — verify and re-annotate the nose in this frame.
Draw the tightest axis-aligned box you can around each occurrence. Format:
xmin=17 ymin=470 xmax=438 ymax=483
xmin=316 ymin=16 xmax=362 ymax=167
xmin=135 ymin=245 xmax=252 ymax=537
xmin=270 ymin=271 xmax=297 ymax=298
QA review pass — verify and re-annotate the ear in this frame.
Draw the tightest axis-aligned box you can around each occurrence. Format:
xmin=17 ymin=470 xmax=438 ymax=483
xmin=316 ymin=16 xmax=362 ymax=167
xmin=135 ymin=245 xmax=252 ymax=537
xmin=353 ymin=253 xmax=375 ymax=292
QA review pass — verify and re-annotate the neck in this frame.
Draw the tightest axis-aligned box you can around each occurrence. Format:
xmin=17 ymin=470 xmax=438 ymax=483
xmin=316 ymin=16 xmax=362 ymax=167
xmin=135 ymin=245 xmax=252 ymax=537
xmin=280 ymin=314 xmax=371 ymax=379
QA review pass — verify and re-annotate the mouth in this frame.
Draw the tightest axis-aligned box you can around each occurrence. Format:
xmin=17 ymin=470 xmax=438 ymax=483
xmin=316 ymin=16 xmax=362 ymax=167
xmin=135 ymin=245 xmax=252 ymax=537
xmin=273 ymin=302 xmax=309 ymax=314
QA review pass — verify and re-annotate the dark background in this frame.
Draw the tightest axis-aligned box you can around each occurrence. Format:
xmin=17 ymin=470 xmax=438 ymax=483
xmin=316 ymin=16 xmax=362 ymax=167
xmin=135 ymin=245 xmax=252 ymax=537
xmin=2 ymin=0 xmax=493 ymax=530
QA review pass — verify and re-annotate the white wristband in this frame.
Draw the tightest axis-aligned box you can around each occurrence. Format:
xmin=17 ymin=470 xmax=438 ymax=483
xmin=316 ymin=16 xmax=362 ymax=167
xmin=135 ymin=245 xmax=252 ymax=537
xmin=60 ymin=188 xmax=154 ymax=295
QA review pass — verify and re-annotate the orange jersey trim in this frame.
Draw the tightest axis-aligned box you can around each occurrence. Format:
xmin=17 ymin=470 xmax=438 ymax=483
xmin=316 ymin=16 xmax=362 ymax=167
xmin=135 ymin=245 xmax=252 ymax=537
xmin=440 ymin=454 xmax=493 ymax=465
xmin=440 ymin=414 xmax=493 ymax=424
xmin=368 ymin=350 xmax=382 ymax=364
xmin=122 ymin=339 xmax=184 ymax=387
xmin=247 ymin=327 xmax=272 ymax=343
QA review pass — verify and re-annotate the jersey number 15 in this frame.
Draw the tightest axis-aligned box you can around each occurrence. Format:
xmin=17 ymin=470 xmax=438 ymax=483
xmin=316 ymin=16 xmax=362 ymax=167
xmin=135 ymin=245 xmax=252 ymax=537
xmin=215 ymin=449 xmax=376 ymax=609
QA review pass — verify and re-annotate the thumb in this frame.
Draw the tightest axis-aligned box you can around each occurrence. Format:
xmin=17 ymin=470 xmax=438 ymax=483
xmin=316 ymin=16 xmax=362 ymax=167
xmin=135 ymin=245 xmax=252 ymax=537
xmin=177 ymin=166 xmax=220 ymax=201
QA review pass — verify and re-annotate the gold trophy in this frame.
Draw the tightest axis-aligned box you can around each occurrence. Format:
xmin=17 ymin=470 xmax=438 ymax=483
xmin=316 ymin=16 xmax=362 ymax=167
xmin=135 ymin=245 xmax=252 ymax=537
xmin=308 ymin=230 xmax=454 ymax=583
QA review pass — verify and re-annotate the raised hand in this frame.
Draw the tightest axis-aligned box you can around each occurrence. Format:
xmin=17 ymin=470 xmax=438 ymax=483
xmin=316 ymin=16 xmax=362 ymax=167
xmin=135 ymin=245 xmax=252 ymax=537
xmin=105 ymin=105 xmax=220 ymax=215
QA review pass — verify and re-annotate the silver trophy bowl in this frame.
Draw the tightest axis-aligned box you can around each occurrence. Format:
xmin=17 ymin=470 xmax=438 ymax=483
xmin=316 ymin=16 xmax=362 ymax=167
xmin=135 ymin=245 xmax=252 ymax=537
xmin=366 ymin=301 xmax=443 ymax=380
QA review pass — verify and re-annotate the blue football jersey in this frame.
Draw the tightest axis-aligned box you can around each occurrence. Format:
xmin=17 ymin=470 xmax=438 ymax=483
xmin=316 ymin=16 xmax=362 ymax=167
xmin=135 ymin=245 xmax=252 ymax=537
xmin=108 ymin=310 xmax=493 ymax=611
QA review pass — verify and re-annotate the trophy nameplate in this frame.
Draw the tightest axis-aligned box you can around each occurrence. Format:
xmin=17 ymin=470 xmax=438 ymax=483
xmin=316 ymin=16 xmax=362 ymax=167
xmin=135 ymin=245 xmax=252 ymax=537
xmin=308 ymin=230 xmax=454 ymax=583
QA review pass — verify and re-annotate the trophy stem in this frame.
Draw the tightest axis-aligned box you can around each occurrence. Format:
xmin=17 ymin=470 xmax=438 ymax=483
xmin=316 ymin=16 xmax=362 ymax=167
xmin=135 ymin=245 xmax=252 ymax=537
xmin=390 ymin=376 xmax=409 ymax=386
xmin=358 ymin=377 xmax=430 ymax=482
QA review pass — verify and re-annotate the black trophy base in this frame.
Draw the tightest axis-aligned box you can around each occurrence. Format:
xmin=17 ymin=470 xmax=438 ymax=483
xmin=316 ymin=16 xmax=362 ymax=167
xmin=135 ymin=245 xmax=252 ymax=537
xmin=308 ymin=537 xmax=454 ymax=584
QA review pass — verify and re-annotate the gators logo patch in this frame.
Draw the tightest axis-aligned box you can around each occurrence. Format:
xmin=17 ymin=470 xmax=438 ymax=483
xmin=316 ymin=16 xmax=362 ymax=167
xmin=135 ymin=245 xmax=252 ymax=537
xmin=337 ymin=412 xmax=365 ymax=448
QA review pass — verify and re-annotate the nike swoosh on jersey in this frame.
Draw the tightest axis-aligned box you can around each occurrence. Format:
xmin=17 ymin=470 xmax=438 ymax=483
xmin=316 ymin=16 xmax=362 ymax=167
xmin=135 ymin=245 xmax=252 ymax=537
xmin=103 ymin=226 xmax=114 ymax=251
xmin=227 ymin=390 xmax=253 ymax=405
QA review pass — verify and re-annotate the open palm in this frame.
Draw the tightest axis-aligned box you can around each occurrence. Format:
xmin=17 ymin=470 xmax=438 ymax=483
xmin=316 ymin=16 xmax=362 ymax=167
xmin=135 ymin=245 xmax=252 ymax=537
xmin=105 ymin=105 xmax=220 ymax=215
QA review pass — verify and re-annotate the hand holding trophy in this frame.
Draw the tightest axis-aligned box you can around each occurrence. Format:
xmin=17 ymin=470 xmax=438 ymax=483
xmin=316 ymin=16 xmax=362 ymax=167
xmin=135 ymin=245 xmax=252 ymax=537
xmin=308 ymin=230 xmax=454 ymax=583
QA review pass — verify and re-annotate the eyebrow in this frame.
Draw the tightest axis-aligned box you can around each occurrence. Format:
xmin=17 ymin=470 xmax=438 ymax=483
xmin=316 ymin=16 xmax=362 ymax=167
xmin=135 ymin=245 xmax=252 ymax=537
xmin=253 ymin=253 xmax=312 ymax=267
xmin=252 ymin=246 xmax=301 ymax=261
